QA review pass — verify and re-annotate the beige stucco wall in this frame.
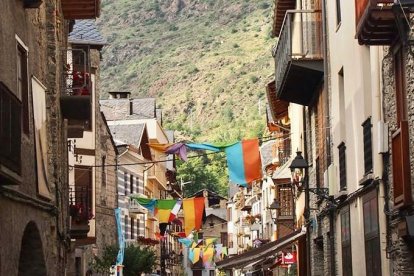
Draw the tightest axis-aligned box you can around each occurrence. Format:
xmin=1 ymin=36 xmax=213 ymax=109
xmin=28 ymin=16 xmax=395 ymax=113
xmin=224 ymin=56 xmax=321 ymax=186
xmin=326 ymin=0 xmax=389 ymax=275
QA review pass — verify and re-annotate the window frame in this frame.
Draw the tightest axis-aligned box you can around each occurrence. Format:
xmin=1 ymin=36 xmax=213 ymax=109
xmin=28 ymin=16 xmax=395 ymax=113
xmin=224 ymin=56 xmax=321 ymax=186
xmin=338 ymin=142 xmax=347 ymax=191
xmin=340 ymin=205 xmax=352 ymax=276
xmin=363 ymin=189 xmax=381 ymax=276
xmin=362 ymin=117 xmax=373 ymax=174
xmin=16 ymin=36 xmax=29 ymax=134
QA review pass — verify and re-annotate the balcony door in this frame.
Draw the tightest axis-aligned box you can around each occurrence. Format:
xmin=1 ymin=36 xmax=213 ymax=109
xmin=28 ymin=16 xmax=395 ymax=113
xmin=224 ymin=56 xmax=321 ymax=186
xmin=74 ymin=166 xmax=92 ymax=211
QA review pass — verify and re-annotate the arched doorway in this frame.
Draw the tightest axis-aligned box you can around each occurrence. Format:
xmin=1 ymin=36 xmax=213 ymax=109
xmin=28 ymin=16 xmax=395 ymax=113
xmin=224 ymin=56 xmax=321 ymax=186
xmin=18 ymin=221 xmax=47 ymax=276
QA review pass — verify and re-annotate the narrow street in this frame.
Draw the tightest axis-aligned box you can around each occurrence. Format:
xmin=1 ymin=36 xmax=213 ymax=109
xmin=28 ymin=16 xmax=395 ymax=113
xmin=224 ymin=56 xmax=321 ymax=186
xmin=1 ymin=1 xmax=414 ymax=276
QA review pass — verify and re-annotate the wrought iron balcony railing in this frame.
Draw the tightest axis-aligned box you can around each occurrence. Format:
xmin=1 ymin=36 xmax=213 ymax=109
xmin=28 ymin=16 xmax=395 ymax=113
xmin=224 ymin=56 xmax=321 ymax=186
xmin=69 ymin=185 xmax=92 ymax=239
xmin=61 ymin=48 xmax=92 ymax=137
xmin=273 ymin=10 xmax=323 ymax=106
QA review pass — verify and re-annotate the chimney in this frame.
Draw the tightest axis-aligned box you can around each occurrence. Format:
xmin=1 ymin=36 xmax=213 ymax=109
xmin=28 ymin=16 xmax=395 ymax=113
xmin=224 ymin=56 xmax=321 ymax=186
xmin=108 ymin=91 xmax=131 ymax=99
xmin=129 ymin=100 xmax=133 ymax=115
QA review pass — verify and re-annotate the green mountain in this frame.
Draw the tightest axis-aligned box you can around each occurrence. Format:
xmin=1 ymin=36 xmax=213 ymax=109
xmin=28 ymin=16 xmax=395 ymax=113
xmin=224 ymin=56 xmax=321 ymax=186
xmin=97 ymin=0 xmax=274 ymax=142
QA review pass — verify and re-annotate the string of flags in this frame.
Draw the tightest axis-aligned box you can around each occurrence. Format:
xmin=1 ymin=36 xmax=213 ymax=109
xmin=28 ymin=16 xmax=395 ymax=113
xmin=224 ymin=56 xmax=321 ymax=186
xmin=178 ymin=232 xmax=228 ymax=267
xmin=148 ymin=138 xmax=262 ymax=186
xmin=130 ymin=196 xmax=205 ymax=236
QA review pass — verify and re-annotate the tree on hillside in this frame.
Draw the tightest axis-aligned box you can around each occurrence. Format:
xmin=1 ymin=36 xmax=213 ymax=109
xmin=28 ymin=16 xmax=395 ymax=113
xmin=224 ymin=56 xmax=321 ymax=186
xmin=91 ymin=244 xmax=157 ymax=276
xmin=177 ymin=152 xmax=228 ymax=197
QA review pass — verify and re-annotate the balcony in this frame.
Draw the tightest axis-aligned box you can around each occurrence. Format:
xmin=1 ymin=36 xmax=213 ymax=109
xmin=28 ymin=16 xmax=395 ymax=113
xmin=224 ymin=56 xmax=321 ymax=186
xmin=61 ymin=0 xmax=100 ymax=19
xmin=355 ymin=0 xmax=398 ymax=45
xmin=273 ymin=10 xmax=323 ymax=106
xmin=129 ymin=193 xmax=148 ymax=215
xmin=0 ymin=82 xmax=21 ymax=184
xmin=147 ymin=164 xmax=167 ymax=188
xmin=61 ymin=48 xmax=91 ymax=138
xmin=69 ymin=186 xmax=92 ymax=239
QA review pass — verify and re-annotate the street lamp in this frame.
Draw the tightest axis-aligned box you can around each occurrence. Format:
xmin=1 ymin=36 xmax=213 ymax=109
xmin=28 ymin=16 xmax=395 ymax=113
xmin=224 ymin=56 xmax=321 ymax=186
xmin=289 ymin=151 xmax=310 ymax=276
xmin=267 ymin=198 xmax=280 ymax=224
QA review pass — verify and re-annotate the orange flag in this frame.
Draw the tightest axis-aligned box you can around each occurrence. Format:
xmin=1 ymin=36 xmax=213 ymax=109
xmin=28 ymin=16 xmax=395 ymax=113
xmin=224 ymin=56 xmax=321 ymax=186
xmin=183 ymin=197 xmax=205 ymax=236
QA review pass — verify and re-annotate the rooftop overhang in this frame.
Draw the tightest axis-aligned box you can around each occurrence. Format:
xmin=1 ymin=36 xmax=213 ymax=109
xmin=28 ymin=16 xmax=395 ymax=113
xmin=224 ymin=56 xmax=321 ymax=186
xmin=216 ymin=228 xmax=306 ymax=270
xmin=61 ymin=0 xmax=100 ymax=19
xmin=272 ymin=0 xmax=296 ymax=36
xmin=266 ymin=81 xmax=289 ymax=122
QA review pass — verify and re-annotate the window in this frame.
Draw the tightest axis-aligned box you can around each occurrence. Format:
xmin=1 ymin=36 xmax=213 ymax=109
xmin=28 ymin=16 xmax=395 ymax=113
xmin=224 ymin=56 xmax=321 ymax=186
xmin=315 ymin=157 xmax=321 ymax=189
xmin=341 ymin=206 xmax=352 ymax=276
xmin=17 ymin=44 xmax=29 ymax=134
xmin=124 ymin=171 xmax=128 ymax=195
xmin=336 ymin=0 xmax=342 ymax=26
xmin=221 ymin=232 xmax=228 ymax=247
xmin=362 ymin=118 xmax=373 ymax=174
xmin=101 ymin=156 xmax=106 ymax=187
xmin=228 ymin=234 xmax=233 ymax=248
xmin=338 ymin=68 xmax=345 ymax=139
xmin=124 ymin=216 xmax=129 ymax=240
xmin=277 ymin=184 xmax=293 ymax=217
xmin=137 ymin=219 xmax=140 ymax=237
xmin=363 ymin=190 xmax=381 ymax=276
xmin=338 ymin=142 xmax=347 ymax=191
xmin=130 ymin=174 xmax=134 ymax=194
xmin=227 ymin=208 xmax=232 ymax=221
xmin=130 ymin=218 xmax=135 ymax=239
xmin=74 ymin=166 xmax=92 ymax=212
xmin=0 ymin=82 xmax=21 ymax=174
xmin=392 ymin=47 xmax=412 ymax=208
xmin=209 ymin=271 xmax=215 ymax=276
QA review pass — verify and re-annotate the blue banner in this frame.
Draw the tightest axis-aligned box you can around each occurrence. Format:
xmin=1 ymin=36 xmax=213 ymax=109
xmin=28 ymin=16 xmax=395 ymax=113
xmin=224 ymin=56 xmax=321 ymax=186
xmin=115 ymin=207 xmax=125 ymax=265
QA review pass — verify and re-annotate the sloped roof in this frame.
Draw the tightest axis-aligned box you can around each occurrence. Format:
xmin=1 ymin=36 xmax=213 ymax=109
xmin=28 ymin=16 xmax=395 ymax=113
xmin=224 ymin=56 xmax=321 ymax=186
xmin=69 ymin=20 xmax=106 ymax=46
xmin=100 ymin=98 xmax=157 ymax=121
xmin=108 ymin=123 xmax=145 ymax=148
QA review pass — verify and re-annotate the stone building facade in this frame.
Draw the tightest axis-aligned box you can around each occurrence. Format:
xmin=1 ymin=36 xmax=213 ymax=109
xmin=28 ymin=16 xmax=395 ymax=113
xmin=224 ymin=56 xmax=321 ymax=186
xmin=383 ymin=41 xmax=414 ymax=275
xmin=0 ymin=0 xmax=71 ymax=275
xmin=95 ymin=112 xmax=118 ymax=261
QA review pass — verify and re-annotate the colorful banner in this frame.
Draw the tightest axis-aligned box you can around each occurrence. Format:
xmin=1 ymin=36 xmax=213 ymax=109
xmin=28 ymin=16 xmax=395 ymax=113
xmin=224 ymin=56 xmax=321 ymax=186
xmin=202 ymin=247 xmax=215 ymax=268
xmin=193 ymin=248 xmax=201 ymax=264
xmin=155 ymin=199 xmax=177 ymax=223
xmin=165 ymin=142 xmax=188 ymax=161
xmin=115 ymin=208 xmax=125 ymax=265
xmin=169 ymin=199 xmax=182 ymax=222
xmin=183 ymin=197 xmax=205 ymax=235
xmin=148 ymin=143 xmax=173 ymax=152
xmin=130 ymin=197 xmax=157 ymax=213
xmin=205 ymin=238 xmax=218 ymax=247
xmin=225 ymin=138 xmax=262 ymax=185
xmin=178 ymin=238 xmax=193 ymax=248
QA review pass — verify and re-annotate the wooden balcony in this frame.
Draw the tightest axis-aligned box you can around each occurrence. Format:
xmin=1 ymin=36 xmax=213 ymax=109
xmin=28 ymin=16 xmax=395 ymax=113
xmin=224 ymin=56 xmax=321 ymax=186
xmin=61 ymin=48 xmax=92 ymax=138
xmin=61 ymin=0 xmax=100 ymax=19
xmin=355 ymin=0 xmax=398 ymax=45
xmin=273 ymin=10 xmax=323 ymax=106
xmin=148 ymin=164 xmax=168 ymax=188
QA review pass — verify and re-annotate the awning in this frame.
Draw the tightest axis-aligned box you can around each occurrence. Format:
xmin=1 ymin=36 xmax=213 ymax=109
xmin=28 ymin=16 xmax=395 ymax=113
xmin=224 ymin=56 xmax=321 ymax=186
xmin=216 ymin=228 xmax=306 ymax=270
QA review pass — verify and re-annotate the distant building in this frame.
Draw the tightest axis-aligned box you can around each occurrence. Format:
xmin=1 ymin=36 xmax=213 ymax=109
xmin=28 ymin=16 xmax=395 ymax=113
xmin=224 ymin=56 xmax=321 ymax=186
xmin=183 ymin=189 xmax=228 ymax=276
xmin=101 ymin=95 xmax=182 ymax=275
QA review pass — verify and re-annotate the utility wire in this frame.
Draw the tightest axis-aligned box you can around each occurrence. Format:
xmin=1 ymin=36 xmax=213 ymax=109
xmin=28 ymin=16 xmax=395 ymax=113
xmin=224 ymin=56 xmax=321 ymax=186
xmin=69 ymin=134 xmax=291 ymax=169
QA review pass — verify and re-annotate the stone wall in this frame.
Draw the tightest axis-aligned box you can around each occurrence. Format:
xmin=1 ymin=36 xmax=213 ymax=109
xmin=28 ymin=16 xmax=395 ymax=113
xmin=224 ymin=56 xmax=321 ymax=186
xmin=0 ymin=0 xmax=69 ymax=275
xmin=95 ymin=112 xmax=119 ymax=255
xmin=383 ymin=45 xmax=414 ymax=275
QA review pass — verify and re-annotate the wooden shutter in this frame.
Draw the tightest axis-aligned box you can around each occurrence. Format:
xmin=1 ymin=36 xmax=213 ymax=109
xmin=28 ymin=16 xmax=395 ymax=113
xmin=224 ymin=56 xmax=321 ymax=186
xmin=392 ymin=121 xmax=412 ymax=208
